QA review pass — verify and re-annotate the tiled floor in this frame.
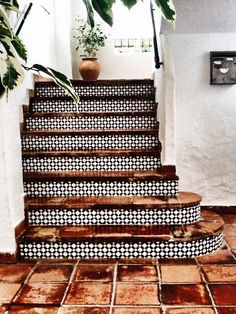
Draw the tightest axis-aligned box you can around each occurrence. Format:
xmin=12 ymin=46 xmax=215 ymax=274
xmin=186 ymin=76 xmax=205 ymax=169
xmin=0 ymin=215 xmax=235 ymax=314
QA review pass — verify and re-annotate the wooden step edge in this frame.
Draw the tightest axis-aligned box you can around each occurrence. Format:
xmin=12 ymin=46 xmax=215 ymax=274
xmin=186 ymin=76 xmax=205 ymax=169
xmin=30 ymin=95 xmax=157 ymax=103
xmin=23 ymin=169 xmax=179 ymax=181
xmin=22 ymin=148 xmax=161 ymax=158
xmin=21 ymin=128 xmax=159 ymax=136
xmin=19 ymin=211 xmax=224 ymax=243
xmin=26 ymin=192 xmax=202 ymax=210
xmin=24 ymin=110 xmax=157 ymax=118
xmin=35 ymin=78 xmax=154 ymax=87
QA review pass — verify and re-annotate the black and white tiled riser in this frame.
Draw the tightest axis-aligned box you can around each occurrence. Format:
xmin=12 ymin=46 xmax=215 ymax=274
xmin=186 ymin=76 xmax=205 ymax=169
xmin=24 ymin=180 xmax=179 ymax=197
xmin=35 ymin=81 xmax=155 ymax=98
xmin=25 ymin=115 xmax=157 ymax=130
xmin=22 ymin=155 xmax=161 ymax=172
xmin=19 ymin=232 xmax=223 ymax=259
xmin=28 ymin=205 xmax=201 ymax=226
xmin=30 ymin=98 xmax=156 ymax=113
xmin=21 ymin=134 xmax=159 ymax=151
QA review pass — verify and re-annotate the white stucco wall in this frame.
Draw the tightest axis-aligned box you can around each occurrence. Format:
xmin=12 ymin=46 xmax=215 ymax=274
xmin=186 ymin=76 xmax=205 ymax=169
xmin=161 ymin=33 xmax=236 ymax=205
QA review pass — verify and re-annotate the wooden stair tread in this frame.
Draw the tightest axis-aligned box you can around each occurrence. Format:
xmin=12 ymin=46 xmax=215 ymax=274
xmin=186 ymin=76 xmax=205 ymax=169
xmin=23 ymin=168 xmax=178 ymax=181
xmin=21 ymin=128 xmax=159 ymax=136
xmin=24 ymin=111 xmax=156 ymax=118
xmin=20 ymin=211 xmax=223 ymax=242
xmin=27 ymin=192 xmax=202 ymax=209
xmin=22 ymin=148 xmax=161 ymax=158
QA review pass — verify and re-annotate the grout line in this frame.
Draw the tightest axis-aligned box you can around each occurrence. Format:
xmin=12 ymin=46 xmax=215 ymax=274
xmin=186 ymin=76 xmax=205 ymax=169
xmin=109 ymin=262 xmax=118 ymax=314
xmin=196 ymin=258 xmax=219 ymax=314
xmin=59 ymin=258 xmax=80 ymax=307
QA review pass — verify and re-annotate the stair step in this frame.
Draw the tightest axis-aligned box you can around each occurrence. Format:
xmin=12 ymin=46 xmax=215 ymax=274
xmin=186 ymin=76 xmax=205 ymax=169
xmin=23 ymin=170 xmax=179 ymax=198
xmin=30 ymin=96 xmax=157 ymax=113
xmin=19 ymin=211 xmax=224 ymax=259
xmin=22 ymin=150 xmax=161 ymax=172
xmin=26 ymin=192 xmax=202 ymax=226
xmin=21 ymin=129 xmax=159 ymax=152
xmin=24 ymin=111 xmax=157 ymax=131
xmin=35 ymin=79 xmax=155 ymax=98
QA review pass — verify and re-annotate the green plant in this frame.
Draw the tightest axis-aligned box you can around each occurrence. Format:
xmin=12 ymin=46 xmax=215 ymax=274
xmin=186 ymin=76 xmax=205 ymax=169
xmin=74 ymin=18 xmax=107 ymax=58
xmin=0 ymin=1 xmax=78 ymax=103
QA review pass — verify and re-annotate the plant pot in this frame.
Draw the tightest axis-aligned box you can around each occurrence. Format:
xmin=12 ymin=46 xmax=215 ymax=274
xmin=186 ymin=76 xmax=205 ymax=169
xmin=79 ymin=57 xmax=101 ymax=81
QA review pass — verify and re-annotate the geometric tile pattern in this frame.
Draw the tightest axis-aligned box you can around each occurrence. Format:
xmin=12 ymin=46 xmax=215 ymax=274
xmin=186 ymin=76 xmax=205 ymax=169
xmin=22 ymin=155 xmax=161 ymax=172
xmin=28 ymin=204 xmax=201 ymax=226
xmin=31 ymin=98 xmax=156 ymax=113
xmin=21 ymin=134 xmax=159 ymax=151
xmin=23 ymin=179 xmax=179 ymax=197
xmin=19 ymin=232 xmax=223 ymax=259
xmin=25 ymin=115 xmax=157 ymax=130
xmin=35 ymin=82 xmax=155 ymax=98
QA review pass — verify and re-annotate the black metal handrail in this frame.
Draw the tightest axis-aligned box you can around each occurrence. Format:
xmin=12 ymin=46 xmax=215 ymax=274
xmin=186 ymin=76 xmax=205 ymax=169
xmin=150 ymin=0 xmax=163 ymax=69
xmin=16 ymin=3 xmax=33 ymax=36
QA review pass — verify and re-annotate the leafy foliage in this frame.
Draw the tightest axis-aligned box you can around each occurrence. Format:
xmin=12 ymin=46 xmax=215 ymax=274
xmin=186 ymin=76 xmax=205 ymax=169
xmin=74 ymin=18 xmax=107 ymax=58
xmin=0 ymin=1 xmax=78 ymax=103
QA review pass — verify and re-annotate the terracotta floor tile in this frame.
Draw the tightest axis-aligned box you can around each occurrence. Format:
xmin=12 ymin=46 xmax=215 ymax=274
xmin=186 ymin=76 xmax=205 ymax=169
xmin=0 ymin=264 xmax=33 ymax=283
xmin=197 ymin=248 xmax=236 ymax=264
xmin=222 ymin=215 xmax=236 ymax=224
xmin=59 ymin=307 xmax=110 ymax=314
xmin=64 ymin=283 xmax=112 ymax=305
xmin=73 ymin=264 xmax=114 ymax=282
xmin=160 ymin=265 xmax=202 ymax=283
xmin=165 ymin=308 xmax=215 ymax=314
xmin=202 ymin=266 xmax=236 ymax=282
xmin=0 ymin=283 xmax=21 ymax=304
xmin=38 ymin=259 xmax=77 ymax=265
xmin=161 ymin=284 xmax=211 ymax=305
xmin=117 ymin=265 xmax=158 ymax=282
xmin=224 ymin=225 xmax=236 ymax=237
xmin=79 ymin=259 xmax=117 ymax=264
xmin=118 ymin=258 xmax=157 ymax=264
xmin=0 ymin=306 xmax=7 ymax=314
xmin=210 ymin=284 xmax=236 ymax=305
xmin=14 ymin=283 xmax=67 ymax=305
xmin=115 ymin=283 xmax=159 ymax=305
xmin=112 ymin=308 xmax=161 ymax=314
xmin=28 ymin=265 xmax=73 ymax=282
xmin=225 ymin=238 xmax=236 ymax=250
xmin=217 ymin=308 xmax=236 ymax=314
xmin=9 ymin=305 xmax=59 ymax=313
xmin=159 ymin=258 xmax=196 ymax=265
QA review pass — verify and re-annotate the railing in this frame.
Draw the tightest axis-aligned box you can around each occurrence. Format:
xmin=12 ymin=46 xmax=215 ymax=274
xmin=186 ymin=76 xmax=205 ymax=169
xmin=150 ymin=0 xmax=163 ymax=69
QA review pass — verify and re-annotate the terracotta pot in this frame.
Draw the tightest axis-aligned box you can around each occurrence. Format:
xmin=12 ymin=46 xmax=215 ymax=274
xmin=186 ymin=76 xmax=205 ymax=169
xmin=79 ymin=57 xmax=101 ymax=81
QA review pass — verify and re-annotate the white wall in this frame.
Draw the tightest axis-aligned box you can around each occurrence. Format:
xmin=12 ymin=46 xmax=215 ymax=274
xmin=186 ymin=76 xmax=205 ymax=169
xmin=161 ymin=33 xmax=236 ymax=205
xmin=70 ymin=0 xmax=157 ymax=79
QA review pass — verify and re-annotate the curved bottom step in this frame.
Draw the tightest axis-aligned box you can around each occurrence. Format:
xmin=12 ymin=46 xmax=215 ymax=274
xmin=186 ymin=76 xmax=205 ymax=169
xmin=19 ymin=211 xmax=224 ymax=260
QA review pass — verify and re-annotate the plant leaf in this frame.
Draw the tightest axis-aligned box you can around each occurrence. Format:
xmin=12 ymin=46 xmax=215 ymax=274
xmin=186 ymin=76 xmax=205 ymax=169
xmin=82 ymin=0 xmax=94 ymax=28
xmin=31 ymin=64 xmax=79 ymax=104
xmin=0 ymin=55 xmax=24 ymax=96
xmin=154 ymin=0 xmax=176 ymax=23
xmin=91 ymin=0 xmax=114 ymax=26
xmin=120 ymin=0 xmax=139 ymax=9
xmin=12 ymin=35 xmax=27 ymax=61
xmin=0 ymin=0 xmax=19 ymax=12
xmin=0 ymin=77 xmax=6 ymax=99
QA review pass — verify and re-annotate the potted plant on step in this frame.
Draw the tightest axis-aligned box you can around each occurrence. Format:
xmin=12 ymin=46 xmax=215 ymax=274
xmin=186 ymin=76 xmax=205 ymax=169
xmin=73 ymin=18 xmax=107 ymax=81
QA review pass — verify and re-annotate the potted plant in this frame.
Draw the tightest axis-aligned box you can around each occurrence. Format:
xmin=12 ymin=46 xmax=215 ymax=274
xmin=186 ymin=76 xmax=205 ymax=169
xmin=73 ymin=18 xmax=107 ymax=81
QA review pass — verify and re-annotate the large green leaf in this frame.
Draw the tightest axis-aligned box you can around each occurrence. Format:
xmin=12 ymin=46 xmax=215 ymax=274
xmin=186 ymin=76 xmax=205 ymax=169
xmin=0 ymin=55 xmax=24 ymax=97
xmin=120 ymin=0 xmax=139 ymax=9
xmin=82 ymin=0 xmax=94 ymax=28
xmin=91 ymin=0 xmax=114 ymax=26
xmin=154 ymin=0 xmax=176 ymax=23
xmin=12 ymin=35 xmax=27 ymax=62
xmin=31 ymin=64 xmax=79 ymax=104
xmin=0 ymin=0 xmax=19 ymax=12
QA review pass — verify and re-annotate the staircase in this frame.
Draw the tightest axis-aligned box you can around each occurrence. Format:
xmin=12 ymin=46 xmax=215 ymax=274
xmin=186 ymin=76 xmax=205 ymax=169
xmin=19 ymin=79 xmax=224 ymax=260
